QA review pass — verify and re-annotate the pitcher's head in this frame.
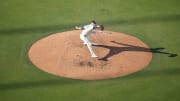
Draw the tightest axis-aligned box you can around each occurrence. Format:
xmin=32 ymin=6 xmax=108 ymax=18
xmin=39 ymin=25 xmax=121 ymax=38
xmin=90 ymin=20 xmax=96 ymax=26
xmin=91 ymin=20 xmax=96 ymax=24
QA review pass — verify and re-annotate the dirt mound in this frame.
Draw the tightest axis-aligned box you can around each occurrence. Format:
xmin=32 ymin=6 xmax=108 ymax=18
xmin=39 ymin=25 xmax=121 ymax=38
xmin=28 ymin=30 xmax=152 ymax=80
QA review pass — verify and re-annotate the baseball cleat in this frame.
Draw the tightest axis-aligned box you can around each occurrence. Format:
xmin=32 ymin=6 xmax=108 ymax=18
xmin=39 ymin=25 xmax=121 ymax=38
xmin=91 ymin=55 xmax=98 ymax=58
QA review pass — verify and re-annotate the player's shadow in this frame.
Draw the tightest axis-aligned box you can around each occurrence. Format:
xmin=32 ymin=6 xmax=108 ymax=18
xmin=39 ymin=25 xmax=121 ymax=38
xmin=93 ymin=41 xmax=177 ymax=61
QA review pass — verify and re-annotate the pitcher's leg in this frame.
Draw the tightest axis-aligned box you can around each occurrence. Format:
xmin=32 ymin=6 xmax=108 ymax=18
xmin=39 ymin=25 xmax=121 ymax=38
xmin=80 ymin=34 xmax=87 ymax=45
xmin=86 ymin=42 xmax=98 ymax=58
xmin=80 ymin=34 xmax=97 ymax=58
xmin=85 ymin=38 xmax=97 ymax=57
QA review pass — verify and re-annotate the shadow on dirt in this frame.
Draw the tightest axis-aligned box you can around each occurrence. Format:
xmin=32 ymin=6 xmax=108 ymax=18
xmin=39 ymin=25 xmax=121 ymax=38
xmin=93 ymin=41 xmax=177 ymax=61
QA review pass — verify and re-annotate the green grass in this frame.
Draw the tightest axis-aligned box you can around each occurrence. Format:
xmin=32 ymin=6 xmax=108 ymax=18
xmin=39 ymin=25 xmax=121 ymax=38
xmin=0 ymin=0 xmax=180 ymax=101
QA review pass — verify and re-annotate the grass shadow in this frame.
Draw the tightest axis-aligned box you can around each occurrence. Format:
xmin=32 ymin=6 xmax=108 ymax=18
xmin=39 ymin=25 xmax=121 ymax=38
xmin=125 ymin=67 xmax=180 ymax=79
xmin=0 ymin=78 xmax=84 ymax=91
xmin=0 ymin=24 xmax=74 ymax=34
xmin=106 ymin=14 xmax=180 ymax=25
xmin=0 ymin=14 xmax=180 ymax=34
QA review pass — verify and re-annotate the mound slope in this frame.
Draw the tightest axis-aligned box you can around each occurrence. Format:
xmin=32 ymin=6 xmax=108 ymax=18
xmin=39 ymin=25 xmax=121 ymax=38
xmin=28 ymin=30 xmax=152 ymax=80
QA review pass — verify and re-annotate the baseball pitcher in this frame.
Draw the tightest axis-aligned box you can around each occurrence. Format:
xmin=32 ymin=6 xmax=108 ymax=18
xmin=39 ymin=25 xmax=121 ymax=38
xmin=75 ymin=20 xmax=104 ymax=58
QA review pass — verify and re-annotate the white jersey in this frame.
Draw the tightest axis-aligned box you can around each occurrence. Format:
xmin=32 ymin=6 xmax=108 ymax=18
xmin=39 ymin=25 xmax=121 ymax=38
xmin=79 ymin=23 xmax=97 ymax=58
xmin=81 ymin=24 xmax=94 ymax=36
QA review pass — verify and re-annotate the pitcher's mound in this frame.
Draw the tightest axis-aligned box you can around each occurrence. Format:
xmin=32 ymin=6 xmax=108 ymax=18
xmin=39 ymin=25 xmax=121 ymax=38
xmin=28 ymin=30 xmax=152 ymax=80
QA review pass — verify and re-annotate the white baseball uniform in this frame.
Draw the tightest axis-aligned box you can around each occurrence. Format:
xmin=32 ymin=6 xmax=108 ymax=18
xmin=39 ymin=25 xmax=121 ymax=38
xmin=80 ymin=23 xmax=97 ymax=58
